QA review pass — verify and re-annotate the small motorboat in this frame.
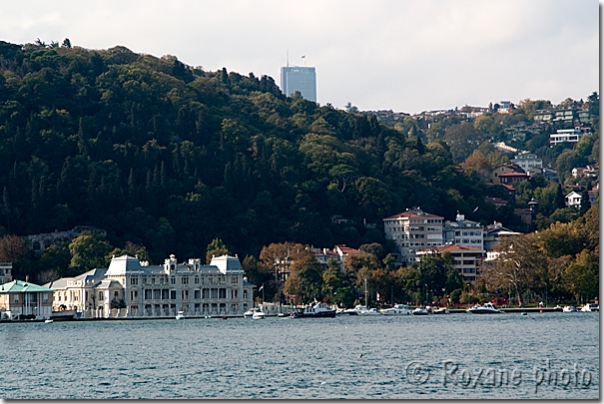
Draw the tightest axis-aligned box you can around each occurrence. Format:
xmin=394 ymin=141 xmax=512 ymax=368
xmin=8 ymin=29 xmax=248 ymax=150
xmin=432 ymin=307 xmax=450 ymax=315
xmin=380 ymin=304 xmax=412 ymax=315
xmin=277 ymin=313 xmax=286 ymax=317
xmin=342 ymin=305 xmax=367 ymax=315
xmin=45 ymin=318 xmax=54 ymax=323
xmin=175 ymin=311 xmax=185 ymax=320
xmin=553 ymin=305 xmax=563 ymax=312
xmin=357 ymin=307 xmax=382 ymax=316
xmin=580 ymin=303 xmax=599 ymax=312
xmin=244 ymin=308 xmax=262 ymax=318
xmin=412 ymin=307 xmax=429 ymax=315
xmin=466 ymin=303 xmax=501 ymax=314
xmin=562 ymin=306 xmax=577 ymax=313
xmin=252 ymin=310 xmax=266 ymax=319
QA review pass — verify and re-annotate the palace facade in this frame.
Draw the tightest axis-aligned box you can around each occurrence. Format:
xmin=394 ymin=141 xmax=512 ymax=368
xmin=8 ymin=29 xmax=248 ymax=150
xmin=45 ymin=254 xmax=255 ymax=318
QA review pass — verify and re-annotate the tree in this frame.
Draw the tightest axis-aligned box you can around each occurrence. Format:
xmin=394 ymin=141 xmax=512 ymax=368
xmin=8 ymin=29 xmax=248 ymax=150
xmin=480 ymin=234 xmax=546 ymax=307
xmin=69 ymin=233 xmax=113 ymax=272
xmin=205 ymin=238 xmax=230 ymax=264
xmin=61 ymin=38 xmax=72 ymax=48
xmin=579 ymin=189 xmax=591 ymax=215
xmin=562 ymin=251 xmax=598 ymax=305
xmin=283 ymin=254 xmax=323 ymax=302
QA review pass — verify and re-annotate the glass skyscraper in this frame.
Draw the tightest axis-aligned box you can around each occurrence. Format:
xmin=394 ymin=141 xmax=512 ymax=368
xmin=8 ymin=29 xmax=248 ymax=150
xmin=280 ymin=66 xmax=316 ymax=102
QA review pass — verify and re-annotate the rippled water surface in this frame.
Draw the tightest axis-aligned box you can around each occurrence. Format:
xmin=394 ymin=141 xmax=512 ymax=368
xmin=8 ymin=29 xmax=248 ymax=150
xmin=0 ymin=312 xmax=598 ymax=399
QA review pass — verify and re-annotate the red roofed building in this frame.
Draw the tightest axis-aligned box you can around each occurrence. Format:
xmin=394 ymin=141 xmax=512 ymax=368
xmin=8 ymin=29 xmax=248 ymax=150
xmin=383 ymin=207 xmax=444 ymax=265
xmin=417 ymin=244 xmax=485 ymax=283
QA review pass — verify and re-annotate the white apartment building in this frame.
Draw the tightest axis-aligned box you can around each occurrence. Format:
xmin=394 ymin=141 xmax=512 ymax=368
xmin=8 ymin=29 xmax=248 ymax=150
xmin=383 ymin=207 xmax=443 ymax=265
xmin=45 ymin=254 xmax=254 ymax=318
xmin=549 ymin=127 xmax=591 ymax=147
xmin=443 ymin=213 xmax=484 ymax=250
xmin=417 ymin=244 xmax=484 ymax=283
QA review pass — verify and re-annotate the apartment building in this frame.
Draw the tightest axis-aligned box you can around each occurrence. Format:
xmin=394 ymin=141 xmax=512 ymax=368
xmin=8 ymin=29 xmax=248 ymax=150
xmin=383 ymin=207 xmax=443 ymax=265
xmin=443 ymin=213 xmax=484 ymax=250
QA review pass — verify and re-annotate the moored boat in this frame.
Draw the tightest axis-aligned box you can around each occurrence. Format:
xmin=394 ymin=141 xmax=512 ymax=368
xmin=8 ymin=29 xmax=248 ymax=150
xmin=252 ymin=310 xmax=266 ymax=319
xmin=357 ymin=307 xmax=382 ymax=316
xmin=291 ymin=301 xmax=336 ymax=318
xmin=466 ymin=303 xmax=501 ymax=314
xmin=175 ymin=310 xmax=185 ymax=320
xmin=380 ymin=304 xmax=412 ymax=315
xmin=432 ymin=307 xmax=449 ymax=314
xmin=412 ymin=307 xmax=429 ymax=315
xmin=562 ymin=305 xmax=577 ymax=313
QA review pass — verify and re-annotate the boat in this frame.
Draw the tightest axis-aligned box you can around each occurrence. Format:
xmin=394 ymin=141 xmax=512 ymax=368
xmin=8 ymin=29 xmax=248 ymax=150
xmin=252 ymin=310 xmax=266 ymax=319
xmin=553 ymin=305 xmax=563 ymax=312
xmin=175 ymin=310 xmax=185 ymax=320
xmin=243 ymin=308 xmax=262 ymax=318
xmin=562 ymin=305 xmax=577 ymax=313
xmin=277 ymin=313 xmax=286 ymax=317
xmin=45 ymin=318 xmax=54 ymax=323
xmin=412 ymin=307 xmax=429 ymax=315
xmin=342 ymin=305 xmax=367 ymax=315
xmin=580 ymin=303 xmax=599 ymax=312
xmin=291 ymin=301 xmax=336 ymax=318
xmin=432 ymin=307 xmax=450 ymax=315
xmin=466 ymin=303 xmax=501 ymax=314
xmin=380 ymin=304 xmax=412 ymax=315
xmin=357 ymin=307 xmax=382 ymax=316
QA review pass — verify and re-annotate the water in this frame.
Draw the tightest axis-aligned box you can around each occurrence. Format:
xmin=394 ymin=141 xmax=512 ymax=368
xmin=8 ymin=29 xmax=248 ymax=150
xmin=0 ymin=313 xmax=599 ymax=399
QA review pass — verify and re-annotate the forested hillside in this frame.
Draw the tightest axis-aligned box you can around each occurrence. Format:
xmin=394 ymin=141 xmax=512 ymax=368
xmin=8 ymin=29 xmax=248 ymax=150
xmin=0 ymin=40 xmax=501 ymax=264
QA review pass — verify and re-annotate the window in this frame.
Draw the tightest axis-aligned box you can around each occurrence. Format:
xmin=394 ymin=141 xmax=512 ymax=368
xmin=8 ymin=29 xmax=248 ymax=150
xmin=43 ymin=293 xmax=48 ymax=303
xmin=170 ymin=277 xmax=176 ymax=285
xmin=142 ymin=277 xmax=147 ymax=285
xmin=14 ymin=295 xmax=18 ymax=303
xmin=131 ymin=290 xmax=138 ymax=300
xmin=211 ymin=289 xmax=218 ymax=299
xmin=182 ymin=290 xmax=189 ymax=300
xmin=231 ymin=276 xmax=238 ymax=284
xmin=195 ymin=277 xmax=200 ymax=284
xmin=144 ymin=290 xmax=152 ymax=300
xmin=202 ymin=289 xmax=209 ymax=299
xmin=219 ymin=289 xmax=226 ymax=299
xmin=130 ymin=277 xmax=138 ymax=285
xmin=182 ymin=276 xmax=189 ymax=285
xmin=99 ymin=292 xmax=105 ymax=301
xmin=170 ymin=290 xmax=176 ymax=300
xmin=194 ymin=290 xmax=201 ymax=299
xmin=162 ymin=289 xmax=169 ymax=299
xmin=151 ymin=277 xmax=156 ymax=284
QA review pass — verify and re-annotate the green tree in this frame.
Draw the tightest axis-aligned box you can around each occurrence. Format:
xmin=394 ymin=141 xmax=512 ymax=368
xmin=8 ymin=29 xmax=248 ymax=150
xmin=562 ymin=251 xmax=598 ymax=304
xmin=205 ymin=238 xmax=230 ymax=264
xmin=69 ymin=233 xmax=113 ymax=272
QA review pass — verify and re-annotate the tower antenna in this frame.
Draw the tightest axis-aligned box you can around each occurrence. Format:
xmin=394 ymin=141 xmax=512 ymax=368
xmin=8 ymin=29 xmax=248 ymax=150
xmin=286 ymin=49 xmax=289 ymax=67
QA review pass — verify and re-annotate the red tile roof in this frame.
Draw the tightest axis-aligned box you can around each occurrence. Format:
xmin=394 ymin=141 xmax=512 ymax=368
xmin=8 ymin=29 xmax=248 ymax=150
xmin=385 ymin=209 xmax=443 ymax=220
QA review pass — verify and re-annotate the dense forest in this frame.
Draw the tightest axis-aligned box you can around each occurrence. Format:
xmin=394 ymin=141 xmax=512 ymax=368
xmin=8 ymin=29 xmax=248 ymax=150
xmin=0 ymin=40 xmax=598 ymax=305
xmin=0 ymin=40 xmax=511 ymax=262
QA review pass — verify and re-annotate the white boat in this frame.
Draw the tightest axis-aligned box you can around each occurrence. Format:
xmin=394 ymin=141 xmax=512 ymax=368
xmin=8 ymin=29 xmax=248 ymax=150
xmin=357 ymin=307 xmax=382 ymax=316
xmin=380 ymin=304 xmax=412 ymax=315
xmin=175 ymin=311 xmax=185 ymax=320
xmin=563 ymin=305 xmax=577 ymax=313
xmin=466 ymin=303 xmax=501 ymax=314
xmin=342 ymin=305 xmax=367 ymax=315
xmin=252 ymin=310 xmax=266 ymax=319
xmin=243 ymin=308 xmax=261 ymax=318
xmin=580 ymin=303 xmax=599 ymax=312
xmin=45 ymin=319 xmax=54 ymax=323
xmin=432 ymin=307 xmax=450 ymax=315
xmin=412 ymin=307 xmax=429 ymax=315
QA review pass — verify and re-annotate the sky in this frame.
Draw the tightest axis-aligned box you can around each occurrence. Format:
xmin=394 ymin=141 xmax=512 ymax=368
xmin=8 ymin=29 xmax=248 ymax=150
xmin=0 ymin=0 xmax=599 ymax=114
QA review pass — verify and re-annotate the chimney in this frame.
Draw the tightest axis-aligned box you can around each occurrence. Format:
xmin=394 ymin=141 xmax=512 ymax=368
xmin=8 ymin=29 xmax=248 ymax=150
xmin=25 ymin=275 xmax=29 ymax=282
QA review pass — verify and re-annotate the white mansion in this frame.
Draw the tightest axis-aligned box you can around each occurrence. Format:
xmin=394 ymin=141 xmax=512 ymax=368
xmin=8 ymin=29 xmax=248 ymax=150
xmin=45 ymin=254 xmax=255 ymax=318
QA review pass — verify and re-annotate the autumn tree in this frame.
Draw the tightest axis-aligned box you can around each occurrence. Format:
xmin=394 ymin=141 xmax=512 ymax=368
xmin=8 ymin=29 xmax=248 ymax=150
xmin=69 ymin=233 xmax=114 ymax=273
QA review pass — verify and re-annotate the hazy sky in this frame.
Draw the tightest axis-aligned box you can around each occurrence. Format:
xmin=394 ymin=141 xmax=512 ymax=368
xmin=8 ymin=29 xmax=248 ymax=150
xmin=0 ymin=0 xmax=599 ymax=114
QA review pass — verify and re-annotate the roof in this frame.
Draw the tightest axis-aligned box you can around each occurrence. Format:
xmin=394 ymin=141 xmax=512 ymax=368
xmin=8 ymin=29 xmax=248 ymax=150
xmin=385 ymin=208 xmax=443 ymax=220
xmin=209 ymin=255 xmax=244 ymax=274
xmin=106 ymin=255 xmax=144 ymax=276
xmin=0 ymin=279 xmax=54 ymax=293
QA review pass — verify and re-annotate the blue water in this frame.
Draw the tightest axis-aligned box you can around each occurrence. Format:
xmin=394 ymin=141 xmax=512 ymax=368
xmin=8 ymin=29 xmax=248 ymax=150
xmin=0 ymin=312 xmax=599 ymax=399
